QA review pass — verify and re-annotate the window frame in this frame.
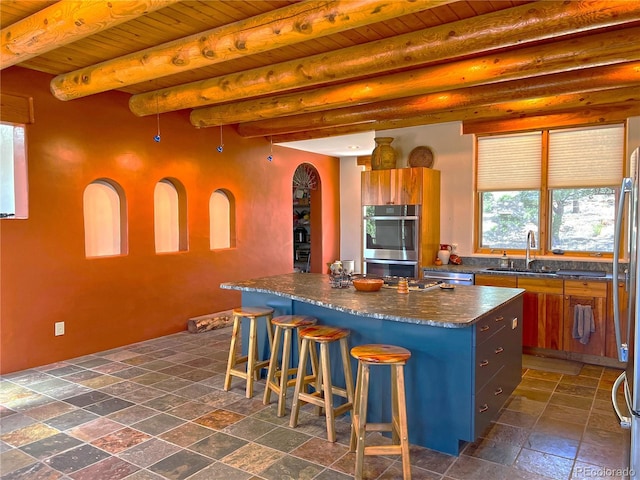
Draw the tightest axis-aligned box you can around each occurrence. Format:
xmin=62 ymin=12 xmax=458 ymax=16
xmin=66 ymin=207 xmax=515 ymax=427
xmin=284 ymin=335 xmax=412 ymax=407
xmin=0 ymin=122 xmax=28 ymax=219
xmin=475 ymin=123 xmax=626 ymax=258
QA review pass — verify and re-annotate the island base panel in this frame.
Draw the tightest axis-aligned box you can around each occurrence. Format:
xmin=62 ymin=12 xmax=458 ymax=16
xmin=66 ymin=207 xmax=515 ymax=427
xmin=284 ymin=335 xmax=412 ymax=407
xmin=240 ymin=291 xmax=523 ymax=455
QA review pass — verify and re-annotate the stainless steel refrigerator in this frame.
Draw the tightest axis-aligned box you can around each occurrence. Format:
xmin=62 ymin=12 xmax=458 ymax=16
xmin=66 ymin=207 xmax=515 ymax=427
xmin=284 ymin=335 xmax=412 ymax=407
xmin=613 ymin=146 xmax=640 ymax=479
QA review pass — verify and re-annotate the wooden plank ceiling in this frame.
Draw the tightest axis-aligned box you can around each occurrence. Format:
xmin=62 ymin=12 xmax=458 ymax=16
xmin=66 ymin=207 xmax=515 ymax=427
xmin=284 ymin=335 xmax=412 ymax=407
xmin=2 ymin=0 xmax=639 ymax=142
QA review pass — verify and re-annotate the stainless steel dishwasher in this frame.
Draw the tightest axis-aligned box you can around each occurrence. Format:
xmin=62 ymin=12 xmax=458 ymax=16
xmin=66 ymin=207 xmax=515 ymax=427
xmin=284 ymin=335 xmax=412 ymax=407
xmin=421 ymin=269 xmax=475 ymax=285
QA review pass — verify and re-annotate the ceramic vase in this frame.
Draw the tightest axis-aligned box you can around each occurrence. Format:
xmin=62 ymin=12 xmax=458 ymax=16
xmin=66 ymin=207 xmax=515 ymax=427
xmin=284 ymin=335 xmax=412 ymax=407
xmin=371 ymin=137 xmax=397 ymax=170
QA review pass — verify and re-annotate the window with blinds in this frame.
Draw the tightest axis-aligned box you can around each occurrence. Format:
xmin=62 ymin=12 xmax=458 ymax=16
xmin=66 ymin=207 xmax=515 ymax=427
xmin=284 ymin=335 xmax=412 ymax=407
xmin=476 ymin=123 xmax=624 ymax=255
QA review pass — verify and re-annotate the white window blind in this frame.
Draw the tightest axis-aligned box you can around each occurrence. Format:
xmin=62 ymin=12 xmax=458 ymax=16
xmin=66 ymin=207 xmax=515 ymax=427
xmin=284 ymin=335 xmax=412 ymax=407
xmin=477 ymin=131 xmax=542 ymax=190
xmin=548 ymin=124 xmax=624 ymax=188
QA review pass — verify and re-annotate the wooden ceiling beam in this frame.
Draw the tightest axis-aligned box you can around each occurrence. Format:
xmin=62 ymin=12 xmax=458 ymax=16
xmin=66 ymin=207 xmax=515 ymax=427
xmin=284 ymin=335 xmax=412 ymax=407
xmin=236 ymin=62 xmax=640 ymax=137
xmin=191 ymin=26 xmax=640 ymax=127
xmin=267 ymin=99 xmax=640 ymax=143
xmin=1 ymin=1 xmax=179 ymax=69
xmin=49 ymin=0 xmax=453 ymax=101
xmin=129 ymin=0 xmax=640 ymax=116
xmin=462 ymin=104 xmax=640 ymax=135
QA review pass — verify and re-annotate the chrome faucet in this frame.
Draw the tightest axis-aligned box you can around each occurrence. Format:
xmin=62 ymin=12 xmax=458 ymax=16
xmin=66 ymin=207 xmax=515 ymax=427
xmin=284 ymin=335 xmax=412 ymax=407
xmin=525 ymin=230 xmax=536 ymax=270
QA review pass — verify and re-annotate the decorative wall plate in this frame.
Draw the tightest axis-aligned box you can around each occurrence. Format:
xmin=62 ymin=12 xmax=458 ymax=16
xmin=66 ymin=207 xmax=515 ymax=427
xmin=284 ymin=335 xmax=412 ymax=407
xmin=408 ymin=146 xmax=434 ymax=168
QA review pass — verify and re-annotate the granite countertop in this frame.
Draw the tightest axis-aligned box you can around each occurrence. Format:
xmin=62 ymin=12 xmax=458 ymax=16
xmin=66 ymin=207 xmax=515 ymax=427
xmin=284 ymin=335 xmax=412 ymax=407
xmin=422 ymin=259 xmax=616 ymax=280
xmin=220 ymin=273 xmax=524 ymax=329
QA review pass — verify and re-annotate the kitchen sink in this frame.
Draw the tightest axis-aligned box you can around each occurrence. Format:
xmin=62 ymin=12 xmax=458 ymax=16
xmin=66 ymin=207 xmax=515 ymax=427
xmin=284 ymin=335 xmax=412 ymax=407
xmin=483 ymin=267 xmax=558 ymax=275
xmin=555 ymin=269 xmax=606 ymax=277
xmin=483 ymin=267 xmax=608 ymax=277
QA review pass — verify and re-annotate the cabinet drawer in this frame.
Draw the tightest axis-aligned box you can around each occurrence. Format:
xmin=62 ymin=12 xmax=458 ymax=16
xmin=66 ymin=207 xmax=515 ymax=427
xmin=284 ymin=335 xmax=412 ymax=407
xmin=564 ymin=280 xmax=607 ymax=297
xmin=475 ymin=274 xmax=517 ymax=288
xmin=517 ymin=277 xmax=563 ymax=294
xmin=475 ymin=298 xmax=520 ymax=345
xmin=475 ymin=315 xmax=506 ymax=345
xmin=474 ymin=366 xmax=512 ymax=436
xmin=475 ymin=367 xmax=506 ymax=434
xmin=475 ymin=320 xmax=519 ymax=391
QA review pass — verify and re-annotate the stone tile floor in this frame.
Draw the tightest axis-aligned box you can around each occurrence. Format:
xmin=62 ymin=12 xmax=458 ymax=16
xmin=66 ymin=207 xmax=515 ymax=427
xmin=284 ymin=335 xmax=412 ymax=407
xmin=0 ymin=326 xmax=631 ymax=480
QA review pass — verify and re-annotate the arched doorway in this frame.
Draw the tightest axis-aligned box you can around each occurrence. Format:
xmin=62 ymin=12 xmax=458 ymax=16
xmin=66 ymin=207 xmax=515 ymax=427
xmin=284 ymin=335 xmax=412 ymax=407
xmin=293 ymin=163 xmax=321 ymax=272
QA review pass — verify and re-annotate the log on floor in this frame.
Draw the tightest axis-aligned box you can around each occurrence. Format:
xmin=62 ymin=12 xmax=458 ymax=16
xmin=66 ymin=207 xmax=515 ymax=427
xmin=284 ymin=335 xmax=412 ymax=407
xmin=187 ymin=313 xmax=232 ymax=333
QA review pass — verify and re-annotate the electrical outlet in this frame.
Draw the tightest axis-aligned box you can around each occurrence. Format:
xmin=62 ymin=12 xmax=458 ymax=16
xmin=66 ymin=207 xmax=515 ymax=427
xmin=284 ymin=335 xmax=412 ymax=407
xmin=511 ymin=317 xmax=518 ymax=329
xmin=55 ymin=322 xmax=65 ymax=336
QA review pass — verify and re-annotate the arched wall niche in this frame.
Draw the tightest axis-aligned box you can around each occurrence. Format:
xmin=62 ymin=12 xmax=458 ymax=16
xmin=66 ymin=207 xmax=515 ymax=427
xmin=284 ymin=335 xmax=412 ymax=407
xmin=154 ymin=177 xmax=188 ymax=253
xmin=210 ymin=188 xmax=236 ymax=250
xmin=83 ymin=178 xmax=127 ymax=258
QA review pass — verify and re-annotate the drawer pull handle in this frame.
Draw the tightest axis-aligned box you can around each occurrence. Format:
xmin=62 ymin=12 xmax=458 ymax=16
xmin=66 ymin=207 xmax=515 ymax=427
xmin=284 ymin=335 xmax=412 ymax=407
xmin=495 ymin=316 xmax=504 ymax=322
xmin=479 ymin=359 xmax=489 ymax=367
xmin=494 ymin=387 xmax=504 ymax=396
xmin=478 ymin=404 xmax=489 ymax=413
xmin=495 ymin=346 xmax=504 ymax=354
xmin=480 ymin=325 xmax=490 ymax=332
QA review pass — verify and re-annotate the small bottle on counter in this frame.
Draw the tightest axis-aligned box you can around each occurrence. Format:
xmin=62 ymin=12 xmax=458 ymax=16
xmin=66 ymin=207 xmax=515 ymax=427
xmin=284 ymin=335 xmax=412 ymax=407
xmin=397 ymin=278 xmax=409 ymax=294
xmin=499 ymin=251 xmax=510 ymax=268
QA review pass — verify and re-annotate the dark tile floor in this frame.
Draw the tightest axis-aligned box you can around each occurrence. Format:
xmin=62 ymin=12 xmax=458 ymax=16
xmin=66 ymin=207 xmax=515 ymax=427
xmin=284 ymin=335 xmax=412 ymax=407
xmin=0 ymin=325 xmax=631 ymax=480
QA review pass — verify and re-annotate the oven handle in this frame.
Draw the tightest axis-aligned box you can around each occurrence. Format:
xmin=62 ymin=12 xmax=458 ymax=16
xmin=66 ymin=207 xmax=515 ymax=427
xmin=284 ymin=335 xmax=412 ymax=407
xmin=422 ymin=274 xmax=475 ymax=285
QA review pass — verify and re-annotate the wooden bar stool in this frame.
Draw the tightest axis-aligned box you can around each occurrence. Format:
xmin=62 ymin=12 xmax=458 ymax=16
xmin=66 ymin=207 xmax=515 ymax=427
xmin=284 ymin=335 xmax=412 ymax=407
xmin=289 ymin=325 xmax=355 ymax=442
xmin=224 ymin=306 xmax=274 ymax=398
xmin=350 ymin=344 xmax=412 ymax=480
xmin=263 ymin=315 xmax=319 ymax=417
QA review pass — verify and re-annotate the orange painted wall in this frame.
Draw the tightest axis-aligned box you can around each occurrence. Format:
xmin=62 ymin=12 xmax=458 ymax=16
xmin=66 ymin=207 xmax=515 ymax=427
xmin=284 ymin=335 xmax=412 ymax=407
xmin=0 ymin=67 xmax=340 ymax=374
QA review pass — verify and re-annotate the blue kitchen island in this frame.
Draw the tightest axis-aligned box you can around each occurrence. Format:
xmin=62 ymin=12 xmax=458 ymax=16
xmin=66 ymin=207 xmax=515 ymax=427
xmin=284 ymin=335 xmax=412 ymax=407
xmin=221 ymin=273 xmax=524 ymax=455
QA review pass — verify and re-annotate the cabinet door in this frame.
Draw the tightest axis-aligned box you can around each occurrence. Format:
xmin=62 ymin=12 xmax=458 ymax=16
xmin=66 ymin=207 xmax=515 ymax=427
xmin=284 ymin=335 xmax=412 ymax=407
xmin=362 ymin=170 xmax=392 ymax=205
xmin=517 ymin=278 xmax=563 ymax=350
xmin=563 ymin=280 xmax=607 ymax=356
xmin=393 ymin=168 xmax=423 ymax=205
xmin=361 ymin=168 xmax=426 ymax=205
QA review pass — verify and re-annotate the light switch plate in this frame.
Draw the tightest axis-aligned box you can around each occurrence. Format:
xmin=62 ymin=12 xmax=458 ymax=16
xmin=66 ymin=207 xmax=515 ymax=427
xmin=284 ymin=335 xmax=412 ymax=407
xmin=512 ymin=317 xmax=518 ymax=329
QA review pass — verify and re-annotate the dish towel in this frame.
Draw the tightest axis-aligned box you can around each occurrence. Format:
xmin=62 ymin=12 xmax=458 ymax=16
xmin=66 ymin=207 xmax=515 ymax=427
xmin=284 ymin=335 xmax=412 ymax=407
xmin=572 ymin=304 xmax=596 ymax=345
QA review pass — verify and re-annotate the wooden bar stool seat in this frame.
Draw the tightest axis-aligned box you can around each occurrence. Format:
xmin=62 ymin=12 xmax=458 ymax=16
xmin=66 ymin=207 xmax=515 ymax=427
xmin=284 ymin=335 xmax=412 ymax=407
xmin=224 ymin=306 xmax=274 ymax=398
xmin=350 ymin=344 xmax=412 ymax=480
xmin=263 ymin=315 xmax=319 ymax=417
xmin=290 ymin=325 xmax=355 ymax=442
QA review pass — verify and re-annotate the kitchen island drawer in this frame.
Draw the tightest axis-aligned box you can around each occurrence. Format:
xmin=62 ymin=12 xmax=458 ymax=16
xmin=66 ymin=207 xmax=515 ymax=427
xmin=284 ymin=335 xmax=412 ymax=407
xmin=475 ymin=313 xmax=521 ymax=391
xmin=474 ymin=364 xmax=520 ymax=436
xmin=475 ymin=297 xmax=520 ymax=346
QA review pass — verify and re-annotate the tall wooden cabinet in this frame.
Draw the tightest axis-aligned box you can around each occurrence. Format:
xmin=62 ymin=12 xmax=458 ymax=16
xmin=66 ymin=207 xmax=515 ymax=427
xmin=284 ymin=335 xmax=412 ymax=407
xmin=361 ymin=167 xmax=440 ymax=270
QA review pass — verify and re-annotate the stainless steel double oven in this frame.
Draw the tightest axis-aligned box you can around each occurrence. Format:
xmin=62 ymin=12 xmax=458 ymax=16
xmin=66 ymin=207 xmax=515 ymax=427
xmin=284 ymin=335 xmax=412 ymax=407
xmin=363 ymin=204 xmax=419 ymax=278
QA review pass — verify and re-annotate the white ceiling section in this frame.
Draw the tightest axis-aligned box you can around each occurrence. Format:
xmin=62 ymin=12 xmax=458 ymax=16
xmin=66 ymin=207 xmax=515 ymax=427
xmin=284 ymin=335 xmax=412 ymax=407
xmin=277 ymin=132 xmax=376 ymax=158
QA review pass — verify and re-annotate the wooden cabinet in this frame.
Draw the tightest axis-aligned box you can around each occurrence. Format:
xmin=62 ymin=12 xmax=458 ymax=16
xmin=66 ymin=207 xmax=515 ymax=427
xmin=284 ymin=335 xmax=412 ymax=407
xmin=563 ymin=280 xmax=607 ymax=356
xmin=361 ymin=167 xmax=434 ymax=206
xmin=517 ymin=277 xmax=564 ymax=350
xmin=477 ymin=274 xmax=563 ymax=350
xmin=476 ymin=273 xmax=620 ymax=360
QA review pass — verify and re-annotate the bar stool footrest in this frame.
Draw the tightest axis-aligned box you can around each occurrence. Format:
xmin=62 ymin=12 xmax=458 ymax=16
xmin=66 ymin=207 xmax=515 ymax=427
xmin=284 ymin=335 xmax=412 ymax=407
xmin=364 ymin=422 xmax=394 ymax=432
xmin=364 ymin=445 xmax=404 ymax=456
